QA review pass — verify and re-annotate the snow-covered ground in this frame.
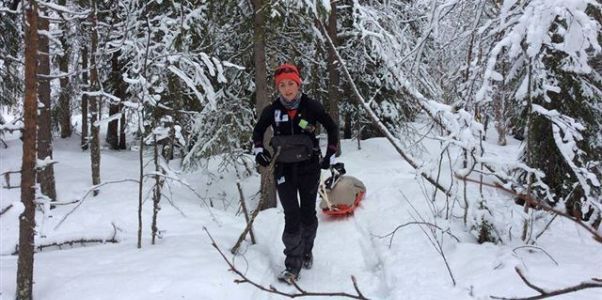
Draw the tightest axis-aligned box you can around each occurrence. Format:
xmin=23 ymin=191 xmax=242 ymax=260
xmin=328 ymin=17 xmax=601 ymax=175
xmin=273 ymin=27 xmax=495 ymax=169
xmin=1 ymin=130 xmax=601 ymax=300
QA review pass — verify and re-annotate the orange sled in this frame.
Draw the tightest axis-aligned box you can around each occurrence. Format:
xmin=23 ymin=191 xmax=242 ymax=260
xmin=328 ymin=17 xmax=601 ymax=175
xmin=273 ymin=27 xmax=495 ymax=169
xmin=322 ymin=190 xmax=365 ymax=216
xmin=318 ymin=169 xmax=367 ymax=217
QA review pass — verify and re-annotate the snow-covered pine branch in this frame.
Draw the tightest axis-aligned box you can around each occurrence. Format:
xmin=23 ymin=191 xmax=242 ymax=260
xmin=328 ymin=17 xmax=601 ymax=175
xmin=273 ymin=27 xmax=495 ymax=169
xmin=476 ymin=0 xmax=602 ymax=226
xmin=477 ymin=0 xmax=601 ymax=104
xmin=532 ymin=104 xmax=602 ymax=213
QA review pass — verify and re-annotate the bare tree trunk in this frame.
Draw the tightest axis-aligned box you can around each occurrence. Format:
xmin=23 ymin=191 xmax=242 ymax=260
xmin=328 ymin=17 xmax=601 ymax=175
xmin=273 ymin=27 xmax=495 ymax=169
xmin=343 ymin=111 xmax=351 ymax=139
xmin=137 ymin=110 xmax=144 ymax=249
xmin=151 ymin=135 xmax=163 ymax=245
xmin=81 ymin=47 xmax=89 ymax=150
xmin=106 ymin=52 xmax=121 ymax=149
xmin=327 ymin=0 xmax=341 ymax=156
xmin=89 ymin=2 xmax=101 ymax=195
xmin=106 ymin=105 xmax=119 ymax=149
xmin=494 ymin=51 xmax=508 ymax=146
xmin=252 ymin=0 xmax=277 ymax=210
xmin=114 ymin=50 xmax=127 ymax=150
xmin=17 ymin=3 xmax=38 ymax=299
xmin=37 ymin=8 xmax=57 ymax=202
xmin=119 ymin=106 xmax=127 ymax=149
xmin=138 ymin=10 xmax=153 ymax=249
xmin=493 ymin=93 xmax=508 ymax=145
xmin=522 ymin=62 xmax=534 ymax=242
xmin=58 ymin=0 xmax=72 ymax=138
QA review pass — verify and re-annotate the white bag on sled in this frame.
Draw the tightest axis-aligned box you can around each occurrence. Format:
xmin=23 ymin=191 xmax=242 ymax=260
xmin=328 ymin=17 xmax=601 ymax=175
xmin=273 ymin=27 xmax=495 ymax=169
xmin=318 ymin=170 xmax=366 ymax=216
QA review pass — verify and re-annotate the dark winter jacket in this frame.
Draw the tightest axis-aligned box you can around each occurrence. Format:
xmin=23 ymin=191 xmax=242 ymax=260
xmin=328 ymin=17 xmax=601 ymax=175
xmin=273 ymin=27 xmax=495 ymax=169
xmin=252 ymin=93 xmax=338 ymax=158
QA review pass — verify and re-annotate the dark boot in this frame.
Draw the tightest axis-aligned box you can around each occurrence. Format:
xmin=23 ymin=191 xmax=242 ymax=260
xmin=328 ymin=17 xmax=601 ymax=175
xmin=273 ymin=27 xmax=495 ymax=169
xmin=302 ymin=253 xmax=313 ymax=269
xmin=277 ymin=268 xmax=300 ymax=284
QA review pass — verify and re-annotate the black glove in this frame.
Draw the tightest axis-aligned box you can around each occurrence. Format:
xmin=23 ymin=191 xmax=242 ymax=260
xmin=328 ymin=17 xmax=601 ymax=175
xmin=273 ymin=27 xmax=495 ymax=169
xmin=324 ymin=163 xmax=346 ymax=189
xmin=320 ymin=150 xmax=336 ymax=170
xmin=332 ymin=162 xmax=346 ymax=175
xmin=255 ymin=151 xmax=272 ymax=167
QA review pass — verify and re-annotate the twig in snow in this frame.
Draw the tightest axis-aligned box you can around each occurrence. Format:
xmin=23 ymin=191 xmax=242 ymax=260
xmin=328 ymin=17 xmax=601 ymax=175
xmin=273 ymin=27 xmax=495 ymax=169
xmin=374 ymin=221 xmax=460 ymax=248
xmin=35 ymin=199 xmax=79 ymax=206
xmin=203 ymin=227 xmax=370 ymax=299
xmin=142 ymin=173 xmax=218 ymax=222
xmin=236 ymin=181 xmax=255 ymax=244
xmin=532 ymin=214 xmax=558 ymax=243
xmin=491 ymin=267 xmax=602 ymax=300
xmin=160 ymin=191 xmax=187 ymax=217
xmin=1 ymin=170 xmax=21 ymax=189
xmin=47 ymin=169 xmax=215 ymax=243
xmin=403 ymin=192 xmax=457 ymax=286
xmin=512 ymin=246 xmax=559 ymax=266
xmin=0 ymin=204 xmax=13 ymax=216
xmin=162 ymin=181 xmax=186 ymax=216
xmin=54 ymin=179 xmax=140 ymax=229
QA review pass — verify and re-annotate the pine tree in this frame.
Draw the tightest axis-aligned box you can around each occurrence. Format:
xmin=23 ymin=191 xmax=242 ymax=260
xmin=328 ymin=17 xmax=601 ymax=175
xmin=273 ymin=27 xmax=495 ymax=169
xmin=326 ymin=0 xmax=341 ymax=156
xmin=57 ymin=0 xmax=72 ymax=138
xmin=252 ymin=0 xmax=277 ymax=210
xmin=106 ymin=51 xmax=121 ymax=150
xmin=478 ymin=0 xmax=602 ymax=227
xmin=37 ymin=5 xmax=57 ymax=202
xmin=16 ymin=1 xmax=38 ymax=298
xmin=81 ymin=47 xmax=89 ymax=151
xmin=89 ymin=0 xmax=101 ymax=195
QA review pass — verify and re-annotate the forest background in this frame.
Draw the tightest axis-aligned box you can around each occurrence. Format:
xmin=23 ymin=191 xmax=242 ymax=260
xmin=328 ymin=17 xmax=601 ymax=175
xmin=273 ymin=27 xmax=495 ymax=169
xmin=1 ymin=0 xmax=601 ymax=299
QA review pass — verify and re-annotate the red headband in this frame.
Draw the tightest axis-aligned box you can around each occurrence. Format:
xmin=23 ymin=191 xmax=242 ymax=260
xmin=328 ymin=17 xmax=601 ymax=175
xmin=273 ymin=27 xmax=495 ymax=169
xmin=274 ymin=64 xmax=302 ymax=87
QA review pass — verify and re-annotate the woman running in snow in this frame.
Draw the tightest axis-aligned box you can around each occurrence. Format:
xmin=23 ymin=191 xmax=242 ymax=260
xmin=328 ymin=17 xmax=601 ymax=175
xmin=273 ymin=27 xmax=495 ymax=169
xmin=252 ymin=63 xmax=339 ymax=283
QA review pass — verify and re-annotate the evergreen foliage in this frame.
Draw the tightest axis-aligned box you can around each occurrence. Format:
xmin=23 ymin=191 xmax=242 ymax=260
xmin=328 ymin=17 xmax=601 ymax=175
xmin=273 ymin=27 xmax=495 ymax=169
xmin=2 ymin=0 xmax=600 ymax=247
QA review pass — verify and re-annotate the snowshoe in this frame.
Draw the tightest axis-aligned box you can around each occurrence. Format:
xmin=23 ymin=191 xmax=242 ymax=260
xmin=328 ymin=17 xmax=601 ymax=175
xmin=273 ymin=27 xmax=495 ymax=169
xmin=302 ymin=253 xmax=313 ymax=269
xmin=277 ymin=269 xmax=299 ymax=284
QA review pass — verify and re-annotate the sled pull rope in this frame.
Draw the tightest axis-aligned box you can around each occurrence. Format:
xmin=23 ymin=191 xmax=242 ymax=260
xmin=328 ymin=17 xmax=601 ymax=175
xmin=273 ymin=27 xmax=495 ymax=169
xmin=318 ymin=172 xmax=336 ymax=211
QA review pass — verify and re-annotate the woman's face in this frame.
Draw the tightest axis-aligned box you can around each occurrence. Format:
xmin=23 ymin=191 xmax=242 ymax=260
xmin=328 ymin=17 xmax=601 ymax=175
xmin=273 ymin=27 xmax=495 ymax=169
xmin=277 ymin=79 xmax=300 ymax=102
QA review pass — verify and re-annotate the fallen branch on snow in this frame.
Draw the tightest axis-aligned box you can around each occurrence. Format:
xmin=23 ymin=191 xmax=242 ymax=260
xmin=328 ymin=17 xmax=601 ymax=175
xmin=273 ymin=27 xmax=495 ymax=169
xmin=491 ymin=267 xmax=602 ymax=300
xmin=12 ymin=223 xmax=119 ymax=255
xmin=459 ymin=176 xmax=602 ymax=244
xmin=203 ymin=227 xmax=370 ymax=299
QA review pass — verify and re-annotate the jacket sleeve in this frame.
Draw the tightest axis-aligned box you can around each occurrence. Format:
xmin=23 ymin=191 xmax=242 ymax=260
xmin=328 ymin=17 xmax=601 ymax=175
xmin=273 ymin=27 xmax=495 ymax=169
xmin=252 ymin=105 xmax=272 ymax=154
xmin=314 ymin=101 xmax=339 ymax=154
